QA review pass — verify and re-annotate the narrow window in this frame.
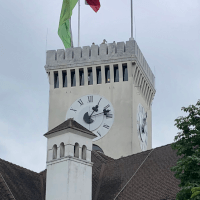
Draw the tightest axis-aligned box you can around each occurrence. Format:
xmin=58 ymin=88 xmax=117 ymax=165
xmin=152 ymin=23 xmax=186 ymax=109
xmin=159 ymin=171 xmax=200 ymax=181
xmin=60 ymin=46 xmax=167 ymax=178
xmin=114 ymin=65 xmax=119 ymax=82
xmin=79 ymin=68 xmax=84 ymax=86
xmin=122 ymin=63 xmax=128 ymax=81
xmin=74 ymin=143 xmax=79 ymax=158
xmin=88 ymin=68 xmax=93 ymax=85
xmin=53 ymin=144 xmax=57 ymax=159
xmin=82 ymin=145 xmax=87 ymax=160
xmin=96 ymin=66 xmax=102 ymax=84
xmin=54 ymin=71 xmax=59 ymax=88
xmin=62 ymin=71 xmax=67 ymax=87
xmin=105 ymin=65 xmax=110 ymax=83
xmin=71 ymin=69 xmax=76 ymax=87
xmin=60 ymin=142 xmax=65 ymax=158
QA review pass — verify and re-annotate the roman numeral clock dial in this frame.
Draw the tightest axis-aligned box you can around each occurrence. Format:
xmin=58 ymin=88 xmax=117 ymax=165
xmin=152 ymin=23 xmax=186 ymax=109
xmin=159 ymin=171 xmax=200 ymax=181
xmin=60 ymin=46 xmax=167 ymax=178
xmin=66 ymin=95 xmax=114 ymax=141
xmin=137 ymin=104 xmax=148 ymax=151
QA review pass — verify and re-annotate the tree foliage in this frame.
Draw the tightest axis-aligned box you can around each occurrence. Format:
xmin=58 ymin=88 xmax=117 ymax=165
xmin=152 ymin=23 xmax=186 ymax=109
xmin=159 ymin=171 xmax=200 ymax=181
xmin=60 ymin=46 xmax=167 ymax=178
xmin=171 ymin=100 xmax=200 ymax=200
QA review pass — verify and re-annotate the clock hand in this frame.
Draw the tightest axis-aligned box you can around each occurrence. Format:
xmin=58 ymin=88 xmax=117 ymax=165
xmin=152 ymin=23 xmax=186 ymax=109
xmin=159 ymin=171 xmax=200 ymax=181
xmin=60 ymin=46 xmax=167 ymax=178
xmin=91 ymin=109 xmax=110 ymax=117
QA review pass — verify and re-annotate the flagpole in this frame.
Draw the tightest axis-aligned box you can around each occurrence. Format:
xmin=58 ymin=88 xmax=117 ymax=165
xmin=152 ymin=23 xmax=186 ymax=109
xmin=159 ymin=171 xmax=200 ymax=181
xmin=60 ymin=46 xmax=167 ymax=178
xmin=130 ymin=0 xmax=134 ymax=40
xmin=78 ymin=0 xmax=80 ymax=47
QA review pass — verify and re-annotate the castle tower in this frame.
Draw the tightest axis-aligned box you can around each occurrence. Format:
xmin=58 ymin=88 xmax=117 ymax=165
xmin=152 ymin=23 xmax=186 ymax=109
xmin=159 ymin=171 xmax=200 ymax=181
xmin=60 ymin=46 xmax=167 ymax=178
xmin=45 ymin=39 xmax=156 ymax=159
xmin=44 ymin=118 xmax=97 ymax=200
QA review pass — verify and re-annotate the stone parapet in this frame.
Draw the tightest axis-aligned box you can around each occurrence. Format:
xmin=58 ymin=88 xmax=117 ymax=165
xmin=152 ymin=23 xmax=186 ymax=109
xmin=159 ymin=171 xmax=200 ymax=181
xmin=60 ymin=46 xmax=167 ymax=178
xmin=45 ymin=39 xmax=155 ymax=88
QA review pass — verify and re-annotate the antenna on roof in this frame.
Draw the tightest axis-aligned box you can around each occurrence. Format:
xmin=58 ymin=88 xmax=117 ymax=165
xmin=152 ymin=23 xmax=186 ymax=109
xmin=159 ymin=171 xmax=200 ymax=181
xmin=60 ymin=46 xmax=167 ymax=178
xmin=78 ymin=0 xmax=80 ymax=47
xmin=130 ymin=0 xmax=134 ymax=40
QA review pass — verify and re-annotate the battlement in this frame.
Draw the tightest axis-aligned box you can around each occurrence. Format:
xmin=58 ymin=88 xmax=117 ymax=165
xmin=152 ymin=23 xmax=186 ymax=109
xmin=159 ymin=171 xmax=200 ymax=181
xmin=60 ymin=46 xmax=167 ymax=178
xmin=45 ymin=39 xmax=155 ymax=87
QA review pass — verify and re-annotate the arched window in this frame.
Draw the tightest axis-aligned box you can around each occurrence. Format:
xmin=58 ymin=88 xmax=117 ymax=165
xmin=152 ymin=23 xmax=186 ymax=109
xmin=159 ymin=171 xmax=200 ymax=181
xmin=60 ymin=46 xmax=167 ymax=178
xmin=82 ymin=145 xmax=87 ymax=160
xmin=74 ymin=143 xmax=79 ymax=158
xmin=60 ymin=142 xmax=65 ymax=158
xmin=53 ymin=144 xmax=57 ymax=159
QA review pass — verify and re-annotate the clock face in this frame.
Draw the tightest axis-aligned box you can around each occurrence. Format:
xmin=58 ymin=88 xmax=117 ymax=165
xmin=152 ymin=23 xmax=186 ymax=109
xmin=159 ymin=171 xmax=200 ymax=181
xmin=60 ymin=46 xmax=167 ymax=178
xmin=66 ymin=95 xmax=114 ymax=141
xmin=137 ymin=104 xmax=148 ymax=151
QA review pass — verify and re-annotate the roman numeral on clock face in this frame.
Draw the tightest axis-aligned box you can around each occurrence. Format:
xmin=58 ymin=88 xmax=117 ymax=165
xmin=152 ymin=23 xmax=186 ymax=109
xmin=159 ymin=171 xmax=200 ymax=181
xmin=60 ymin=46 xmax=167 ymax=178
xmin=106 ymin=114 xmax=113 ymax=118
xmin=88 ymin=96 xmax=93 ymax=103
xmin=104 ymin=104 xmax=110 ymax=110
xmin=70 ymin=108 xmax=77 ymax=112
xmin=78 ymin=99 xmax=84 ymax=106
xmin=97 ymin=131 xmax=101 ymax=137
xmin=103 ymin=124 xmax=110 ymax=129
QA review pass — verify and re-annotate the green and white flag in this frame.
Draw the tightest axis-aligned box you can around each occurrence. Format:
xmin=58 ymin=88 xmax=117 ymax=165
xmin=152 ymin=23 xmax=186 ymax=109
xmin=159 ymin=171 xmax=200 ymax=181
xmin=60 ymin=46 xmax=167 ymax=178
xmin=58 ymin=0 xmax=78 ymax=49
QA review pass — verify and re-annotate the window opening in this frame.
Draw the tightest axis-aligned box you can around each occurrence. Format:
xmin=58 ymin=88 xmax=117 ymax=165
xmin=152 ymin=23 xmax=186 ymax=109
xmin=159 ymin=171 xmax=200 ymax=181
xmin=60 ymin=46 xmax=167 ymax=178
xmin=114 ymin=65 xmax=119 ymax=82
xmin=88 ymin=68 xmax=93 ymax=85
xmin=54 ymin=71 xmax=59 ymax=88
xmin=62 ymin=71 xmax=67 ymax=87
xmin=82 ymin=145 xmax=87 ymax=160
xmin=53 ymin=144 xmax=57 ymax=159
xmin=122 ymin=63 xmax=128 ymax=81
xmin=105 ymin=66 xmax=110 ymax=83
xmin=79 ymin=68 xmax=84 ymax=86
xmin=60 ymin=143 xmax=65 ymax=158
xmin=74 ymin=143 xmax=79 ymax=158
xmin=71 ymin=69 xmax=76 ymax=87
xmin=96 ymin=67 xmax=102 ymax=84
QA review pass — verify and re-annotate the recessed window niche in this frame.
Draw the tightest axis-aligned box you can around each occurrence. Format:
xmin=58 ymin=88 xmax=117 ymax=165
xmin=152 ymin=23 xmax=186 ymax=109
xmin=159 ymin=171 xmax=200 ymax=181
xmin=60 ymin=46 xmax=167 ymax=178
xmin=96 ymin=66 xmax=102 ymax=84
xmin=105 ymin=65 xmax=110 ymax=83
xmin=71 ymin=69 xmax=76 ymax=87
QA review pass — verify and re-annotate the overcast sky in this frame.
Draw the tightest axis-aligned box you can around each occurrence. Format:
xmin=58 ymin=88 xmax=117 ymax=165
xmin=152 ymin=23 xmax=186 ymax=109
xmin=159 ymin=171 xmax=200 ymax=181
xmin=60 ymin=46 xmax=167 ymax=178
xmin=0 ymin=0 xmax=199 ymax=173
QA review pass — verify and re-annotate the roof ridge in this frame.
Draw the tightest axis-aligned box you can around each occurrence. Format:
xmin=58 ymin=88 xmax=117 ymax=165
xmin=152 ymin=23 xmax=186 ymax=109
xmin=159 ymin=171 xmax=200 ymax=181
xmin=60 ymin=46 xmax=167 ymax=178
xmin=0 ymin=158 xmax=39 ymax=175
xmin=115 ymin=143 xmax=174 ymax=161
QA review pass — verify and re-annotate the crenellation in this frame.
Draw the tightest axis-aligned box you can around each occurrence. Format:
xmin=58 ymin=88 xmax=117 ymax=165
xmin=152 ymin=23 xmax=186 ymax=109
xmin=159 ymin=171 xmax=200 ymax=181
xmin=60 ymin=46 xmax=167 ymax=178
xmin=57 ymin=49 xmax=65 ymax=61
xmin=65 ymin=48 xmax=73 ymax=61
xmin=74 ymin=47 xmax=82 ymax=61
xmin=108 ymin=42 xmax=116 ymax=57
xmin=45 ymin=39 xmax=155 ymax=88
xmin=117 ymin=42 xmax=125 ymax=56
xmin=82 ymin=46 xmax=90 ymax=60
xmin=91 ymin=44 xmax=99 ymax=60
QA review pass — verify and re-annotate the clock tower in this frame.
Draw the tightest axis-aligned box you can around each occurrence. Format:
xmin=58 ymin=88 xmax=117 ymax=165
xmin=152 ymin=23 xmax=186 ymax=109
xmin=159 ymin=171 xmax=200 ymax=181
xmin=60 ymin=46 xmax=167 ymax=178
xmin=45 ymin=39 xmax=156 ymax=159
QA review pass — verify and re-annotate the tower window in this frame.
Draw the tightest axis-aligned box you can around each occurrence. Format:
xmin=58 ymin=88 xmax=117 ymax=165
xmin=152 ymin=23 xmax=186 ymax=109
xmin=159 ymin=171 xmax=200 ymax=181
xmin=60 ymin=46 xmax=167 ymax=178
xmin=105 ymin=65 xmax=110 ymax=83
xmin=82 ymin=145 xmax=87 ymax=160
xmin=62 ymin=71 xmax=67 ymax=87
xmin=71 ymin=69 xmax=76 ymax=87
xmin=60 ymin=142 xmax=65 ymax=158
xmin=96 ymin=66 xmax=102 ymax=84
xmin=54 ymin=71 xmax=59 ymax=88
xmin=79 ymin=68 xmax=84 ymax=86
xmin=74 ymin=143 xmax=79 ymax=158
xmin=114 ymin=65 xmax=119 ymax=82
xmin=122 ymin=63 xmax=128 ymax=81
xmin=53 ymin=144 xmax=57 ymax=159
xmin=88 ymin=68 xmax=93 ymax=85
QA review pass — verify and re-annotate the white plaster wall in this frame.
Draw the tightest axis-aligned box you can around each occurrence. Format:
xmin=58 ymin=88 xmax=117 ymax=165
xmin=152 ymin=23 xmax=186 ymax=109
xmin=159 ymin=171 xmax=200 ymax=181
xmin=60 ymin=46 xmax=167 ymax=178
xmin=47 ymin=61 xmax=153 ymax=159
xmin=46 ymin=157 xmax=93 ymax=200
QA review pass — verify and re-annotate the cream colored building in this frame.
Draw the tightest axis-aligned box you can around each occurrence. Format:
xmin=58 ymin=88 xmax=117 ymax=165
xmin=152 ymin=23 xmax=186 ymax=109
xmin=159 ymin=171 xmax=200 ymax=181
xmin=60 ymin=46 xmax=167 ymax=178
xmin=45 ymin=39 xmax=156 ymax=159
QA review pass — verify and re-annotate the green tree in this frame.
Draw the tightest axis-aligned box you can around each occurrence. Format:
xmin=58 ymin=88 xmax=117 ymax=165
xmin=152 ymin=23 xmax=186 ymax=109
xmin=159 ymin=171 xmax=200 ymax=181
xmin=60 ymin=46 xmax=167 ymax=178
xmin=171 ymin=100 xmax=200 ymax=200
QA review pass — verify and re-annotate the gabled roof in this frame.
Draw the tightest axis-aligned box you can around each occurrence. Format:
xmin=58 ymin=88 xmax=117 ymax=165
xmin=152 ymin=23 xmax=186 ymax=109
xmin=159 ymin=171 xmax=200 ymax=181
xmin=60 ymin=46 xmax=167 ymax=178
xmin=0 ymin=144 xmax=181 ymax=200
xmin=44 ymin=118 xmax=97 ymax=137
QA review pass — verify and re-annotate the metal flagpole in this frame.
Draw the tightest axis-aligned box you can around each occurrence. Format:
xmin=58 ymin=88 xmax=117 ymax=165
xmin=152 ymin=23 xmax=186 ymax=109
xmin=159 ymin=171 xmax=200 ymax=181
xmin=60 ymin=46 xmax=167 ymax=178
xmin=78 ymin=0 xmax=80 ymax=47
xmin=130 ymin=0 xmax=134 ymax=40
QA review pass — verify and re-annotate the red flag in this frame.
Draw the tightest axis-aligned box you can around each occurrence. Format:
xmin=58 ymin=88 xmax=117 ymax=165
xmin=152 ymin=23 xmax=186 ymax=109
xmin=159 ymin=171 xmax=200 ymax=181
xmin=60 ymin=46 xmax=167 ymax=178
xmin=86 ymin=0 xmax=100 ymax=12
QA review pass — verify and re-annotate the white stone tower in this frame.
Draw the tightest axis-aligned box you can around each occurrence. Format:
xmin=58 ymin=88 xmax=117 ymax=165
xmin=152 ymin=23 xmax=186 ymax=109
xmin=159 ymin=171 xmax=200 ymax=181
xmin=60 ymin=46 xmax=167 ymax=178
xmin=44 ymin=118 xmax=97 ymax=200
xmin=45 ymin=39 xmax=156 ymax=159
